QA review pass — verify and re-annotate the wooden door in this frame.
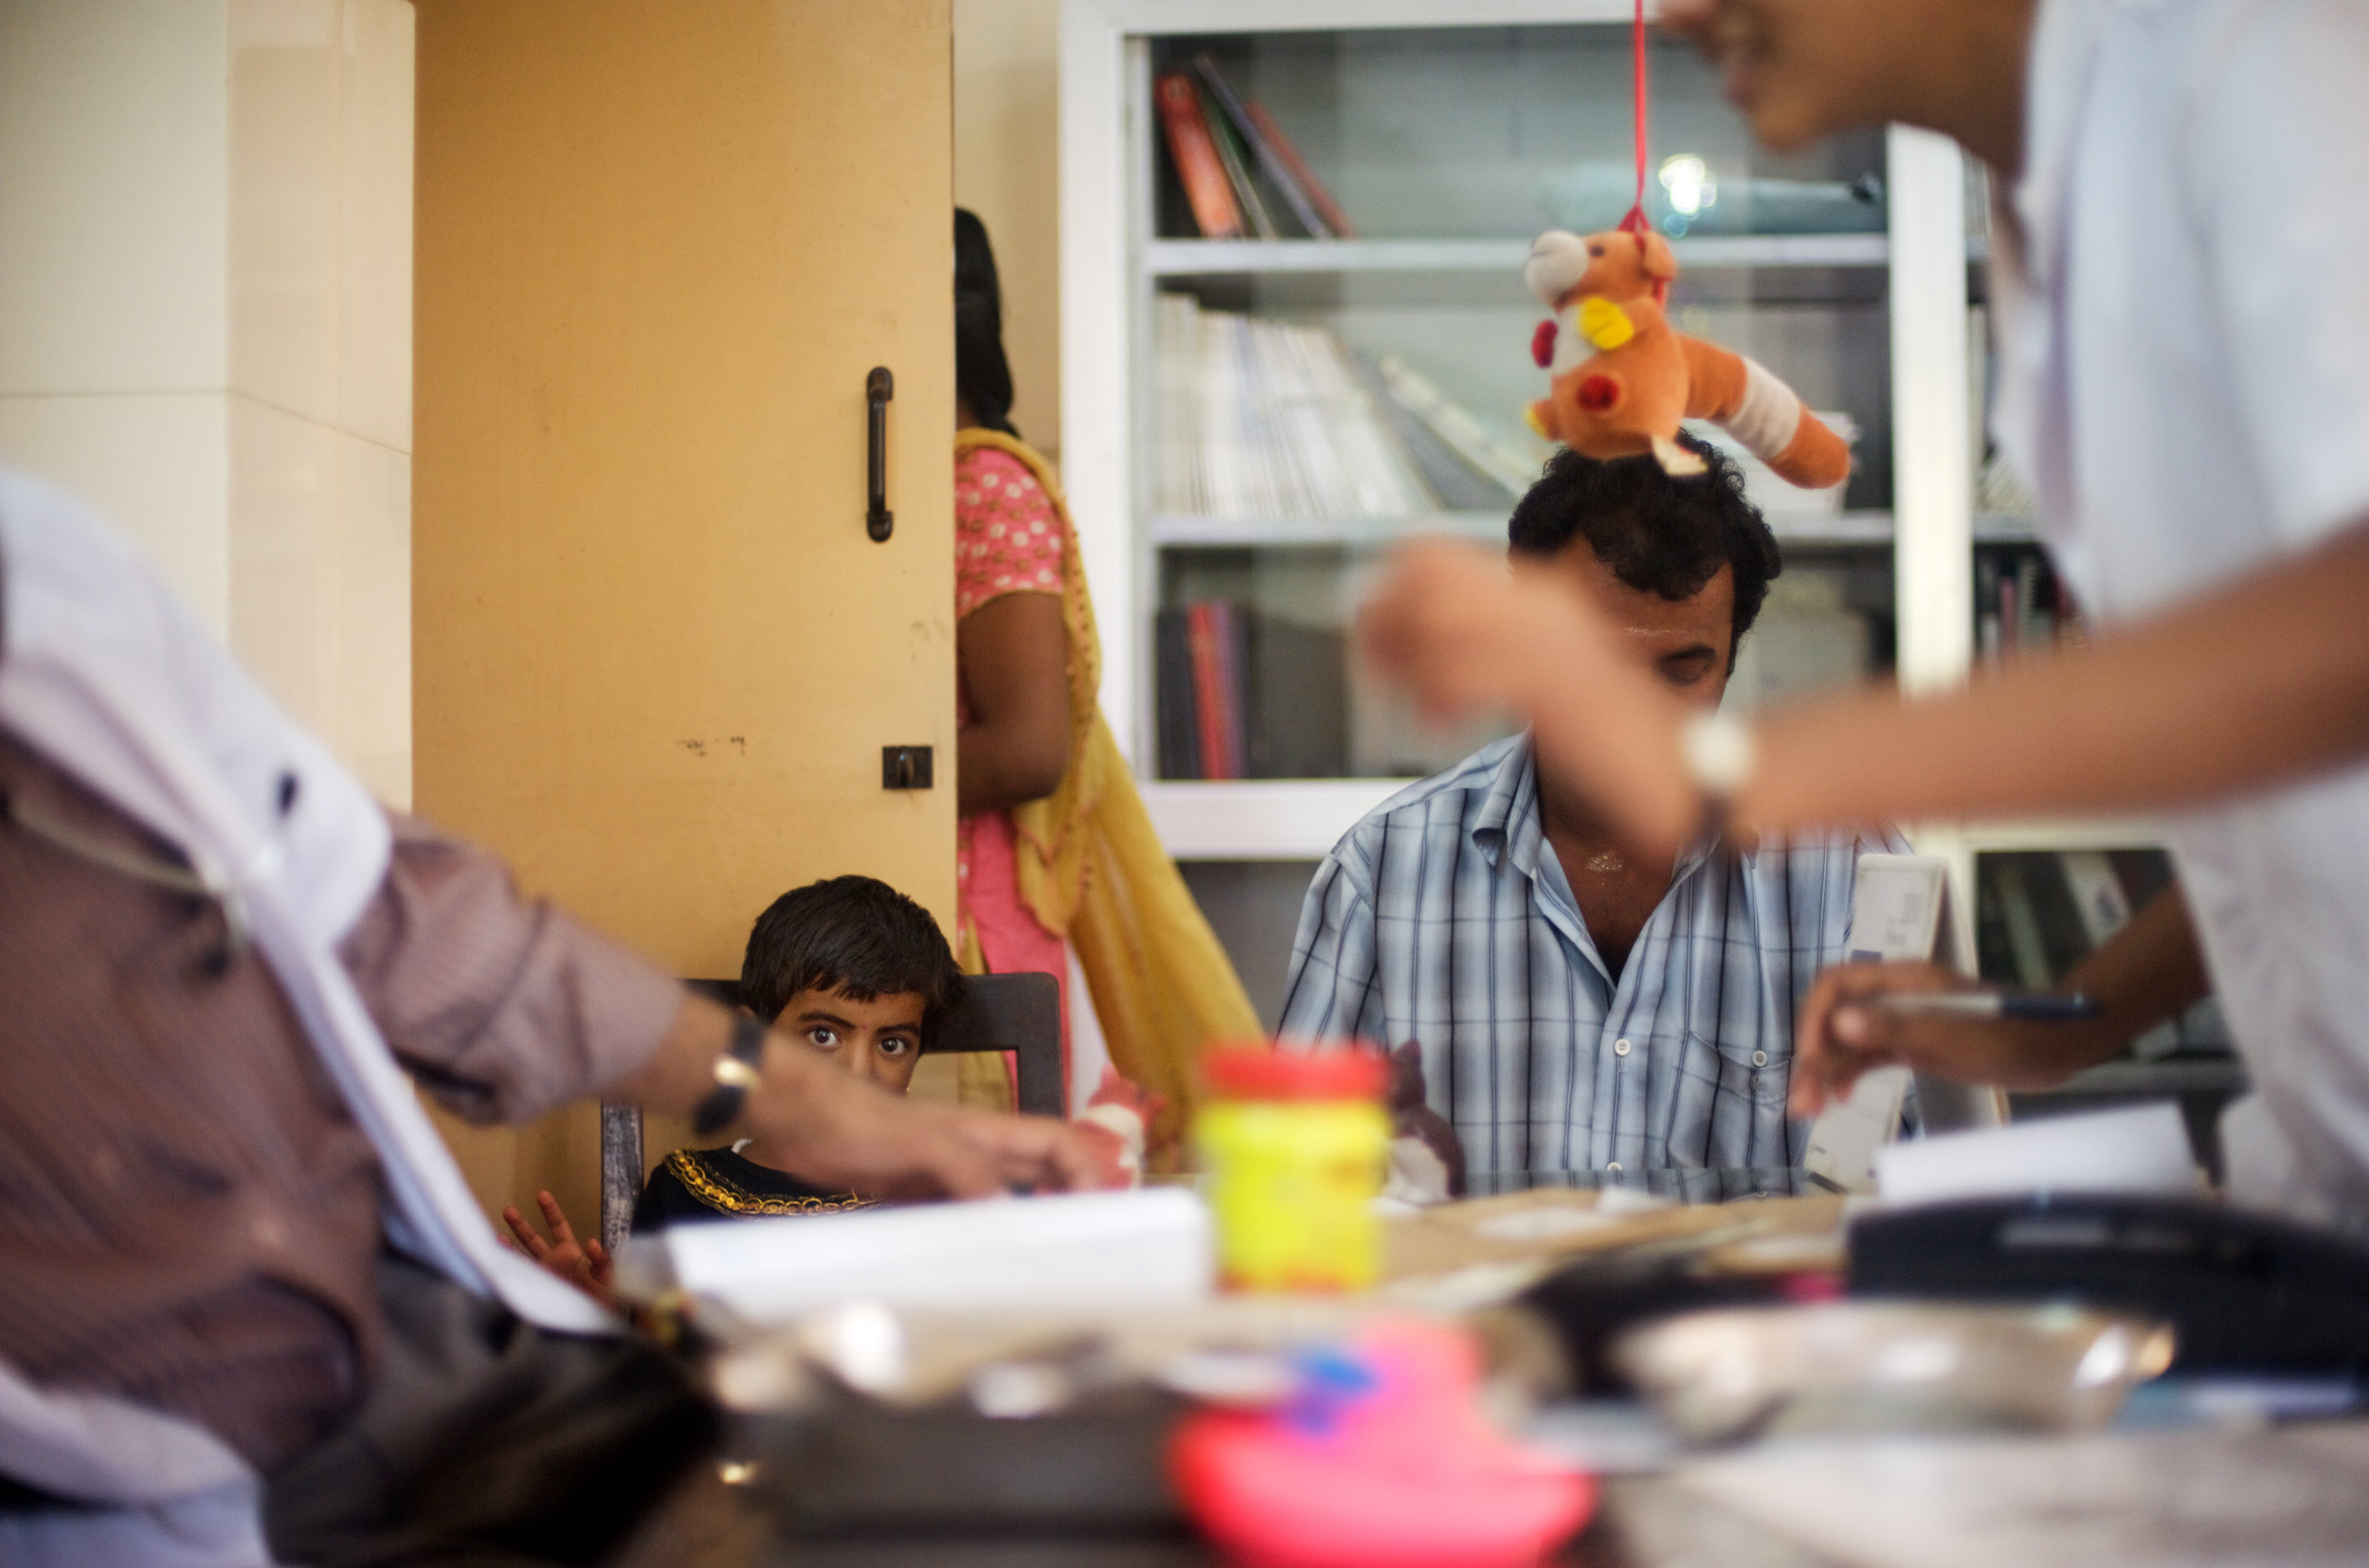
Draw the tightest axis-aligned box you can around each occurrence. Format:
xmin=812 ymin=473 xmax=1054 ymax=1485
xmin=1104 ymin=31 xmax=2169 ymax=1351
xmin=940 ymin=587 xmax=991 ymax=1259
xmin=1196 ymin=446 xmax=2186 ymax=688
xmin=412 ymin=0 xmax=954 ymax=1230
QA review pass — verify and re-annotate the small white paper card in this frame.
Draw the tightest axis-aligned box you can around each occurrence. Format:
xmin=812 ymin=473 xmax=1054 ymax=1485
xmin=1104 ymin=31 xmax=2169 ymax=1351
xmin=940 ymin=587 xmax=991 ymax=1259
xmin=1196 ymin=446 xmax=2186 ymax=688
xmin=1876 ymin=1101 xmax=2197 ymax=1205
xmin=1803 ymin=854 xmax=1954 ymax=1191
xmin=624 ymin=1187 xmax=1214 ymax=1327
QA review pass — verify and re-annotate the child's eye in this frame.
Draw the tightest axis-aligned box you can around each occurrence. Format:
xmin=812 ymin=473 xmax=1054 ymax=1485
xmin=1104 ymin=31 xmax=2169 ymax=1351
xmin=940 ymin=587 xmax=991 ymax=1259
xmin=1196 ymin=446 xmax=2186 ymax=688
xmin=805 ymin=1027 xmax=841 ymax=1049
xmin=878 ymin=1037 xmax=913 ymax=1058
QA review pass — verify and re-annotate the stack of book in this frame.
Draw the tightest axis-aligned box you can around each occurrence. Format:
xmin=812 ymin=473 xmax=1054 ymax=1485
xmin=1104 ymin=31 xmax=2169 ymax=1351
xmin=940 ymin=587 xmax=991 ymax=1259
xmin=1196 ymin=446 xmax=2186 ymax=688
xmin=1154 ymin=292 xmax=1536 ymax=521
xmin=1155 ymin=602 xmax=1347 ymax=782
xmin=1154 ymin=55 xmax=1355 ymax=242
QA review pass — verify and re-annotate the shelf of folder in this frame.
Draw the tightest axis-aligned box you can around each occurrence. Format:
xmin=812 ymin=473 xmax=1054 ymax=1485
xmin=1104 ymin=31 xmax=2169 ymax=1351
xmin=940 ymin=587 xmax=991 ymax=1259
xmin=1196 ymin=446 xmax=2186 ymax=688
xmin=1973 ymin=512 xmax=2042 ymax=542
xmin=1143 ymin=233 xmax=1891 ymax=277
xmin=1140 ymin=777 xmax=1418 ymax=861
xmin=1151 ymin=510 xmax=1902 ymax=550
xmin=1149 ymin=511 xmax=1510 ymax=548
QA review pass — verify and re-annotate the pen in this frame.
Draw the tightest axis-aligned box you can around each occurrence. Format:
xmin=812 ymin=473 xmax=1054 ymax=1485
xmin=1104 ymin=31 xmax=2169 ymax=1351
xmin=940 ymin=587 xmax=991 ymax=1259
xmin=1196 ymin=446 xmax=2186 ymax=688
xmin=1872 ymin=991 xmax=2105 ymax=1021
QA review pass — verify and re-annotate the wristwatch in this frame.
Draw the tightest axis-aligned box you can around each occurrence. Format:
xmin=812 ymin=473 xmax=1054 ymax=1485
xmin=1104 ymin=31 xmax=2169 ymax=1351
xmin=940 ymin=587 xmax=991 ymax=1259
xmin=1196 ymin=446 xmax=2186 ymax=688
xmin=691 ymin=1011 xmax=769 ymax=1138
xmin=1680 ymin=709 xmax=1757 ymax=835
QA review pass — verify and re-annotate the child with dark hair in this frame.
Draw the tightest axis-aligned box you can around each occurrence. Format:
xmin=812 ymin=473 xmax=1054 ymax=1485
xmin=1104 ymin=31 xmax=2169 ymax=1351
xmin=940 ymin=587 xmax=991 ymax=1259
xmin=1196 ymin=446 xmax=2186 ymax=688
xmin=631 ymin=876 xmax=967 ymax=1230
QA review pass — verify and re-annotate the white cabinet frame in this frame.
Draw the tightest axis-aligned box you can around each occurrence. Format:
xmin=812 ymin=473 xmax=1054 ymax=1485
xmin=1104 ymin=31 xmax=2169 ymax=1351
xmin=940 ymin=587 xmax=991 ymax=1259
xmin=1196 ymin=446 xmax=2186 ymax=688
xmin=1060 ymin=0 xmax=1980 ymax=870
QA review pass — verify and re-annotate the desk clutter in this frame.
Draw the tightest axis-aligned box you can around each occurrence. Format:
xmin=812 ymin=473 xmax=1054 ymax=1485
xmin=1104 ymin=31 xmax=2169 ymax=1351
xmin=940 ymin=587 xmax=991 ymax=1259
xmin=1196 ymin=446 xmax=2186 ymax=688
xmin=604 ymin=1079 xmax=2369 ymax=1566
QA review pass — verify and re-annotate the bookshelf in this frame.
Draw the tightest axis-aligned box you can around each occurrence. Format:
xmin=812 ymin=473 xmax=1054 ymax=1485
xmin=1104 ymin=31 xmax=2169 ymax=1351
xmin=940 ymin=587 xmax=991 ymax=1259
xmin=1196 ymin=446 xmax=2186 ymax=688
xmin=1060 ymin=1 xmax=2197 ymax=1053
xmin=1144 ymin=233 xmax=1891 ymax=276
xmin=1061 ymin=1 xmax=1957 ymax=847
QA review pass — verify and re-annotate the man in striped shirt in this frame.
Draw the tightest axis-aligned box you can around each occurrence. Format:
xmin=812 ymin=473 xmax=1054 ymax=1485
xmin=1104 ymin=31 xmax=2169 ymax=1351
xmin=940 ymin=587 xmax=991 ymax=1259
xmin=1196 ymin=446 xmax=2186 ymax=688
xmin=1280 ymin=437 xmax=1896 ymax=1176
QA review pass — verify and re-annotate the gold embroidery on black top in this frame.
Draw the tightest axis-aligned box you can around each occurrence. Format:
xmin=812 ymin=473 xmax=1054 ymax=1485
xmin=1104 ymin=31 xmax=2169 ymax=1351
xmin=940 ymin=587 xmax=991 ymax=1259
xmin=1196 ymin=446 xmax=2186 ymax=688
xmin=662 ymin=1148 xmax=874 ymax=1217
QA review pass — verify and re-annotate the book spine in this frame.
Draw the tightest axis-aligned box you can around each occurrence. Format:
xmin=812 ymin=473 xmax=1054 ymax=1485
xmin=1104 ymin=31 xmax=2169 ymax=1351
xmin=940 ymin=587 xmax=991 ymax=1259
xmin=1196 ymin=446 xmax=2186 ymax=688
xmin=1153 ymin=73 xmax=1243 ymax=240
xmin=1244 ymin=101 xmax=1356 ymax=239
xmin=1197 ymin=80 xmax=1275 ymax=239
xmin=1193 ymin=55 xmax=1328 ymax=240
xmin=1219 ymin=601 xmax=1250 ymax=780
xmin=1185 ymin=602 xmax=1231 ymax=780
xmin=1976 ymin=552 xmax=2002 ymax=664
xmin=1155 ymin=607 xmax=1201 ymax=780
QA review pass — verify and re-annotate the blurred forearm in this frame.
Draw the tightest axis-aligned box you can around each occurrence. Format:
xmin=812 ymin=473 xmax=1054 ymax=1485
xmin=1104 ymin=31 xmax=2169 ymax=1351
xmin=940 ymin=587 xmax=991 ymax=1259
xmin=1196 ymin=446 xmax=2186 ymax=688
xmin=1742 ymin=520 xmax=2369 ymax=832
xmin=2047 ymin=885 xmax=2215 ymax=1064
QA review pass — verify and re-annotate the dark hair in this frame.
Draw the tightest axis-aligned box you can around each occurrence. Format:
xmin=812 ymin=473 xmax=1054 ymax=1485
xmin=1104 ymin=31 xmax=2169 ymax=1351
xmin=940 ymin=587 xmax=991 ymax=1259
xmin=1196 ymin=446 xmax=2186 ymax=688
xmin=739 ymin=875 xmax=967 ymax=1042
xmin=955 ymin=208 xmax=1019 ymax=437
xmin=1507 ymin=433 xmax=1782 ymax=665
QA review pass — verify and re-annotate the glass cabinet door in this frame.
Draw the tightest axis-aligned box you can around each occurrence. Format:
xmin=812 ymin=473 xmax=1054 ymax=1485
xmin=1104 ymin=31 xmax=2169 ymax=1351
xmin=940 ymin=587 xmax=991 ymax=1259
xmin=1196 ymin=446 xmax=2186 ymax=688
xmin=1134 ymin=25 xmax=1900 ymax=781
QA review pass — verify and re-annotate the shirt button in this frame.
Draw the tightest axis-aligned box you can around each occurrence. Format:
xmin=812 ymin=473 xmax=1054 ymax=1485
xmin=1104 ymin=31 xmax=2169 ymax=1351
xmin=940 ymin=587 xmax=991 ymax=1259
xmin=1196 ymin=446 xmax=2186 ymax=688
xmin=1614 ymin=1038 xmax=1632 ymax=1057
xmin=1607 ymin=1162 xmax=1624 ymax=1174
xmin=1752 ymin=1051 xmax=1768 ymax=1068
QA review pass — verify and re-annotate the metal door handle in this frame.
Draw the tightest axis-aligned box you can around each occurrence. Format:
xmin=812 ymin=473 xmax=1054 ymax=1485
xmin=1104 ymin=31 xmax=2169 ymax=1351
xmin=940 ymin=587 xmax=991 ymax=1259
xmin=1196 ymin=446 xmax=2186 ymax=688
xmin=865 ymin=367 xmax=894 ymax=542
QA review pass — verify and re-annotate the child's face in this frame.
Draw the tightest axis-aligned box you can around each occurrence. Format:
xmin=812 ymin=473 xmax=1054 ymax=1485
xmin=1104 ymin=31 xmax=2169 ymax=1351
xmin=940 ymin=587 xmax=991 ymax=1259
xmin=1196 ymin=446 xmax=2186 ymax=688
xmin=770 ymin=985 xmax=927 ymax=1093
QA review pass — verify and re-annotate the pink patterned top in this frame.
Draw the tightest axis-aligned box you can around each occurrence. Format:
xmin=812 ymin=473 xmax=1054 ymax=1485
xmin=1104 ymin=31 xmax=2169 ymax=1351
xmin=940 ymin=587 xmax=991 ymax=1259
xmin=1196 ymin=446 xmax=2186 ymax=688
xmin=955 ymin=445 xmax=1066 ymax=618
xmin=954 ymin=446 xmax=1070 ymax=1042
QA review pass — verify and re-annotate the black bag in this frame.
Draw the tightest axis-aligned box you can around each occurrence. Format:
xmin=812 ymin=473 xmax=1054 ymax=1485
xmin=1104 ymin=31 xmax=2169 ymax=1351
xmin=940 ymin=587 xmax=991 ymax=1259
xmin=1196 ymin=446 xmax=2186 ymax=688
xmin=264 ymin=1254 xmax=715 ymax=1568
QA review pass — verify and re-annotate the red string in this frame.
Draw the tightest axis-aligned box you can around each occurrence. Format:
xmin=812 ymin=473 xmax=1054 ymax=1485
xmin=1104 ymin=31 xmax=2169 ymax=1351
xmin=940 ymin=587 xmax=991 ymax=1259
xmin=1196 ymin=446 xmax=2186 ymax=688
xmin=1617 ymin=0 xmax=1651 ymax=235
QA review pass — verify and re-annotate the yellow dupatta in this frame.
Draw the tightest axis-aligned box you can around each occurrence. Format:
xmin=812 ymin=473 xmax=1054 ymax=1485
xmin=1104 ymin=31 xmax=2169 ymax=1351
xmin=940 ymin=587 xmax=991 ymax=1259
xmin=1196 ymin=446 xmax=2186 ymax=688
xmin=953 ymin=429 xmax=1261 ymax=1155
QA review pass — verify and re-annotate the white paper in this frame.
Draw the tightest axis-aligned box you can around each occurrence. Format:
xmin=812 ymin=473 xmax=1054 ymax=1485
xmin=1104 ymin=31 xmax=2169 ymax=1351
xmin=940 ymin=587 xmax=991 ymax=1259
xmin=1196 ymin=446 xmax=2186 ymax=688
xmin=1806 ymin=855 xmax=1954 ymax=1190
xmin=1677 ymin=1421 xmax=2369 ymax=1568
xmin=1875 ymin=1103 xmax=2196 ymax=1205
xmin=1845 ymin=854 xmax=1949 ymax=966
xmin=625 ymin=1187 xmax=1214 ymax=1326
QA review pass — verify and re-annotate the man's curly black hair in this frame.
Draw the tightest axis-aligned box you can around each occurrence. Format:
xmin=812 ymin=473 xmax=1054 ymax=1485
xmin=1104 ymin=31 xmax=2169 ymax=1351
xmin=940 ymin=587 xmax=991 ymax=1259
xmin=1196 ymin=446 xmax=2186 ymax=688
xmin=1508 ymin=432 xmax=1782 ymax=670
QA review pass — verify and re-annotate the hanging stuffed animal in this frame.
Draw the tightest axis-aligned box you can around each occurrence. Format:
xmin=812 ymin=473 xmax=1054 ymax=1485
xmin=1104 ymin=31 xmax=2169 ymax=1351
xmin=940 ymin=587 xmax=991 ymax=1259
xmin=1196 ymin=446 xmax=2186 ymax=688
xmin=1523 ymin=227 xmax=1853 ymax=489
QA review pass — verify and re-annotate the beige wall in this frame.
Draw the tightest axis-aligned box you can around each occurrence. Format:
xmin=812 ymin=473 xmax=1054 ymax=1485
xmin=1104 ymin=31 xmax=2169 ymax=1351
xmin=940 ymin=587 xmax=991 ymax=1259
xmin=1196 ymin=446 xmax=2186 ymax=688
xmin=0 ymin=0 xmax=415 ymax=806
xmin=413 ymin=0 xmax=961 ymax=1231
xmin=954 ymin=0 xmax=1061 ymax=458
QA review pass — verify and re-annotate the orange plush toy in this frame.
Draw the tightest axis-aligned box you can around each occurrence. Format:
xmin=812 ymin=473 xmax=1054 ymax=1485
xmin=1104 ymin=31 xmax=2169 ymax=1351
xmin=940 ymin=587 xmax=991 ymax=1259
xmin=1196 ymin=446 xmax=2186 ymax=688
xmin=1524 ymin=227 xmax=1853 ymax=489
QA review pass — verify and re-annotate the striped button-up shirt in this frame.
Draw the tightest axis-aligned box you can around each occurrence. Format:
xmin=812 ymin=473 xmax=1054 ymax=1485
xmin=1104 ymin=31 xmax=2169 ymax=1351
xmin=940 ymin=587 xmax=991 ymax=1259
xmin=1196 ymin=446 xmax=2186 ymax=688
xmin=1277 ymin=735 xmax=1897 ymax=1174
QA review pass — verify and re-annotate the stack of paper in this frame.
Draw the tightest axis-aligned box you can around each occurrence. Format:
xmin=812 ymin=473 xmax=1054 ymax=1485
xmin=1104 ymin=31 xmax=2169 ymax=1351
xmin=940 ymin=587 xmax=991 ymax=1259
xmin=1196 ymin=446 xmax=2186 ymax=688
xmin=1154 ymin=293 xmax=1523 ymax=521
xmin=619 ymin=1187 xmax=1214 ymax=1327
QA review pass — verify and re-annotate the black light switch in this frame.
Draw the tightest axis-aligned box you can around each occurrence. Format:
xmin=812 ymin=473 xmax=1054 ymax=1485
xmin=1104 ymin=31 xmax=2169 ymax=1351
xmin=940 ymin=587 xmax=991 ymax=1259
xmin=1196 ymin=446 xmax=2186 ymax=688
xmin=881 ymin=746 xmax=933 ymax=790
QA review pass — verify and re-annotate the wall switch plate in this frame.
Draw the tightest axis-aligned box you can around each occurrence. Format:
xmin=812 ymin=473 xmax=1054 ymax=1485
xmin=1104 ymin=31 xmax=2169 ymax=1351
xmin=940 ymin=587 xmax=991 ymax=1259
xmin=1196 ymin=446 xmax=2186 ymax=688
xmin=881 ymin=745 xmax=933 ymax=789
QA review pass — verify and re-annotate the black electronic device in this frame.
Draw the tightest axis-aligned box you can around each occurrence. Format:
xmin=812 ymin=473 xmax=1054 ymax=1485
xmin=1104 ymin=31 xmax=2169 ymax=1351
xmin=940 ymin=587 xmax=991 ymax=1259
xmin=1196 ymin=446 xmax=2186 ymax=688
xmin=1849 ymin=1194 xmax=2369 ymax=1376
xmin=1517 ymin=1251 xmax=1799 ymax=1395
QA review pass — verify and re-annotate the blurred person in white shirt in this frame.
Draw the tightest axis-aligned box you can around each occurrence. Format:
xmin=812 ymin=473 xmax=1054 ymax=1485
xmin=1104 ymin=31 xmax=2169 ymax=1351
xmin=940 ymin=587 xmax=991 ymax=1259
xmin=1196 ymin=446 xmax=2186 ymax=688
xmin=1360 ymin=0 xmax=2369 ymax=1232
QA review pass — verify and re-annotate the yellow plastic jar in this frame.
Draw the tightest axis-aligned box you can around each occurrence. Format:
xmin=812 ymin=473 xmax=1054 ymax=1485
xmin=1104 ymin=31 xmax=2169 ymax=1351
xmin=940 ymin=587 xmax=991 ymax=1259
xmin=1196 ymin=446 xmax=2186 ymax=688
xmin=1196 ymin=1046 xmax=1391 ymax=1292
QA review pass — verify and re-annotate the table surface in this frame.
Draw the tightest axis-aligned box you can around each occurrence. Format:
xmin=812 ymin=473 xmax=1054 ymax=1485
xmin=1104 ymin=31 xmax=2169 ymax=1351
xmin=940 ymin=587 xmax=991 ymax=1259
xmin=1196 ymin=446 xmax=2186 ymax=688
xmin=611 ymin=1170 xmax=2368 ymax=1568
xmin=618 ymin=1469 xmax=1843 ymax=1568
xmin=1461 ymin=1166 xmax=1844 ymax=1201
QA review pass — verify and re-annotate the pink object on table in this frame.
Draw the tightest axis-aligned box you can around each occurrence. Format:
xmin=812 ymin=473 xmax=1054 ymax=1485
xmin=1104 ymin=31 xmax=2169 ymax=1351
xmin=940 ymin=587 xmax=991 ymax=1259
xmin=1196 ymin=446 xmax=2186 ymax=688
xmin=1170 ymin=1319 xmax=1596 ymax=1568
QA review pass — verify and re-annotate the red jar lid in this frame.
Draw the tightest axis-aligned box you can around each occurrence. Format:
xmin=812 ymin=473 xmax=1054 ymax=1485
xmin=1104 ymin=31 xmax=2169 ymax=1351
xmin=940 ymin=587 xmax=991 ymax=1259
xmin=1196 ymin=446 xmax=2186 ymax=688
xmin=1203 ymin=1044 xmax=1389 ymax=1102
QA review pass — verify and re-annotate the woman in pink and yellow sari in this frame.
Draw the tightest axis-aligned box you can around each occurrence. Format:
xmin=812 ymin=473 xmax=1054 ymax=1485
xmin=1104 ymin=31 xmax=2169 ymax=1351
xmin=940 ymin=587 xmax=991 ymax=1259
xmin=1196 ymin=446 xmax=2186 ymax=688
xmin=949 ymin=209 xmax=1256 ymax=1162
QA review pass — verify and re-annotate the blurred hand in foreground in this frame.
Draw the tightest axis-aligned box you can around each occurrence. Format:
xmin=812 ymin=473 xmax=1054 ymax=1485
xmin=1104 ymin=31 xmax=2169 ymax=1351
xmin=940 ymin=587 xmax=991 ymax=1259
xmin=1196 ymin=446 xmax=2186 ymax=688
xmin=610 ymin=1000 xmax=1106 ymax=1205
xmin=744 ymin=1038 xmax=1105 ymax=1200
xmin=1356 ymin=539 xmax=1701 ymax=857
xmin=1788 ymin=960 xmax=2099 ymax=1118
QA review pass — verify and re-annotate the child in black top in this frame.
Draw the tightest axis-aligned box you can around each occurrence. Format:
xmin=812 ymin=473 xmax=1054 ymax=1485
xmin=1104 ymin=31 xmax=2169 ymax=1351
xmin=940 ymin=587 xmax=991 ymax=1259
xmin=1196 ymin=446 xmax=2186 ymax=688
xmin=631 ymin=875 xmax=967 ymax=1231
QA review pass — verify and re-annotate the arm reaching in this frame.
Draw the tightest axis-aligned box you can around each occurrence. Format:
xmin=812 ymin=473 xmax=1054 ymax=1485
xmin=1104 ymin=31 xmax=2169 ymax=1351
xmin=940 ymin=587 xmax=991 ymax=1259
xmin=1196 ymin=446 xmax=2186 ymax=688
xmin=1358 ymin=519 xmax=2369 ymax=856
xmin=1788 ymin=886 xmax=2214 ymax=1116
xmin=607 ymin=995 xmax=1100 ymax=1201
